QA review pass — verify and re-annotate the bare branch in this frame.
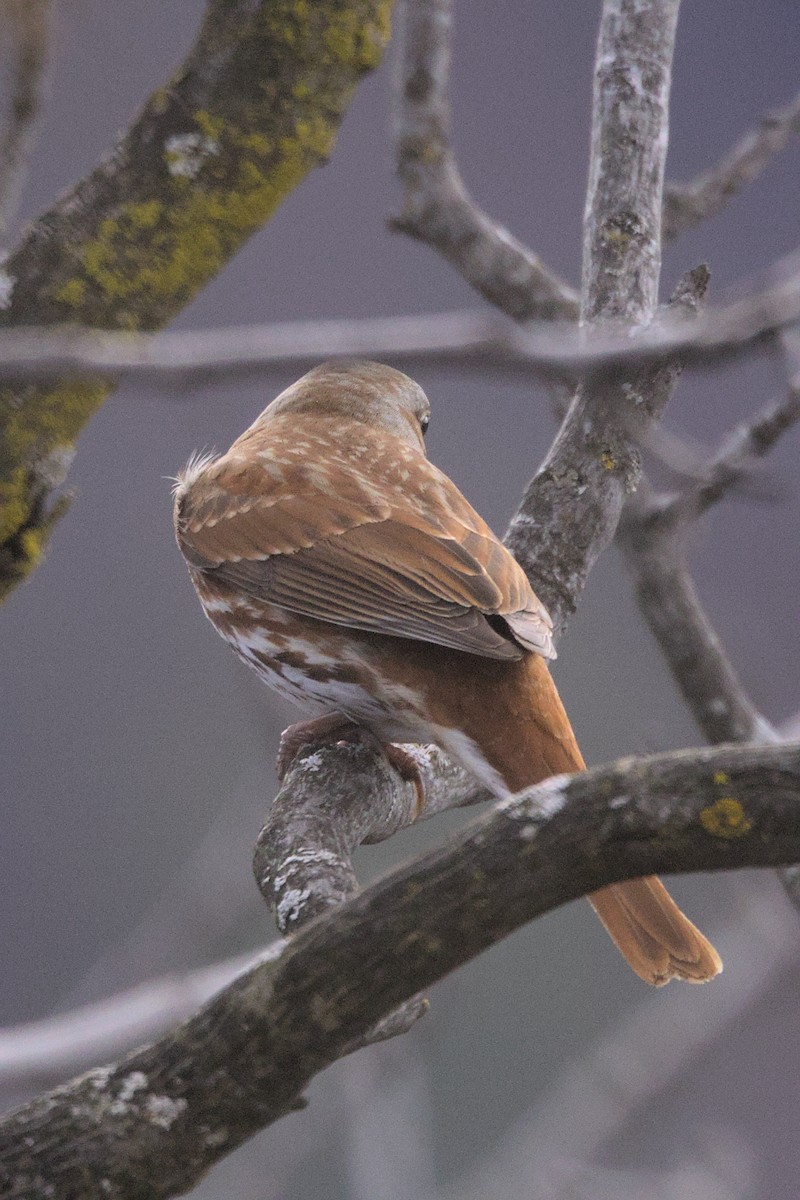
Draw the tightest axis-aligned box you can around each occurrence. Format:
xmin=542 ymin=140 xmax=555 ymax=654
xmin=0 ymin=0 xmax=394 ymax=603
xmin=390 ymin=0 xmax=578 ymax=321
xmin=618 ymin=487 xmax=778 ymax=746
xmin=506 ymin=0 xmax=682 ymax=633
xmin=1 ymin=256 xmax=800 ymax=390
xmin=0 ymin=952 xmax=262 ymax=1095
xmin=0 ymin=1 xmax=50 ymax=238
xmin=659 ymin=373 xmax=800 ymax=524
xmin=617 ymin=359 xmax=799 ymax=747
xmin=254 ymin=743 xmax=481 ymax=934
xmin=664 ymin=90 xmax=800 ymax=241
xmin=3 ymin=741 xmax=800 ymax=1198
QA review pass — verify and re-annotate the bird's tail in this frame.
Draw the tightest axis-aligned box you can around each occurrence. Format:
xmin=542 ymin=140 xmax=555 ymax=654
xmin=437 ymin=650 xmax=722 ymax=985
xmin=588 ymin=877 xmax=721 ymax=985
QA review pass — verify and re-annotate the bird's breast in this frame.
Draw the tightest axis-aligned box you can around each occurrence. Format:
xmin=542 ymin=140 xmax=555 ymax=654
xmin=191 ymin=574 xmax=431 ymax=738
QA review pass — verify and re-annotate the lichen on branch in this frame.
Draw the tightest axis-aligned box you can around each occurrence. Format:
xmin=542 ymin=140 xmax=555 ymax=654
xmin=0 ymin=0 xmax=394 ymax=600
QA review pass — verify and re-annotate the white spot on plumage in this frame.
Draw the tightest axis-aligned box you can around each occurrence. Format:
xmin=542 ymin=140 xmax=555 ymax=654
xmin=433 ymin=727 xmax=509 ymax=798
xmin=200 ymin=594 xmax=233 ymax=614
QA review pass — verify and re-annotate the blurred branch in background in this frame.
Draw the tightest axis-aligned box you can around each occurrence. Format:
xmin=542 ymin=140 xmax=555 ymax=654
xmin=663 ymin=90 xmax=800 ymax=241
xmin=3 ymin=740 xmax=800 ymax=1197
xmin=0 ymin=0 xmax=50 ymax=239
xmin=390 ymin=0 xmax=579 ymax=321
xmin=432 ymin=882 xmax=792 ymax=1200
xmin=0 ymin=950 xmax=263 ymax=1097
xmin=1 ymin=256 xmax=800 ymax=385
xmin=0 ymin=0 xmax=395 ymax=604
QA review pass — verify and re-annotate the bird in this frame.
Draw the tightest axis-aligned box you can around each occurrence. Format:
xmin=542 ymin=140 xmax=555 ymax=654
xmin=173 ymin=359 xmax=722 ymax=986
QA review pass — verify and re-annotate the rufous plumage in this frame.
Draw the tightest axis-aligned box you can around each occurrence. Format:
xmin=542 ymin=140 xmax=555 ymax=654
xmin=174 ymin=360 xmax=722 ymax=986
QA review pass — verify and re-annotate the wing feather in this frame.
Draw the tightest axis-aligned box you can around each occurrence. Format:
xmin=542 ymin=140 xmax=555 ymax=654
xmin=174 ymin=417 xmax=555 ymax=660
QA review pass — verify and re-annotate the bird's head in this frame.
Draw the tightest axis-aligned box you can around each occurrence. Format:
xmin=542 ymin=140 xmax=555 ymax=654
xmin=252 ymin=359 xmax=431 ymax=452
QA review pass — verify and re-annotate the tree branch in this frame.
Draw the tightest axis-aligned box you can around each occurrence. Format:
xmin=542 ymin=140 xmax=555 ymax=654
xmin=0 ymin=0 xmax=50 ymax=238
xmin=616 ymin=363 xmax=800 ymax=747
xmin=0 ymin=952 xmax=263 ymax=1096
xmin=3 ymin=741 xmax=800 ymax=1199
xmin=0 ymin=0 xmax=394 ymax=602
xmin=506 ymin=0 xmax=681 ymax=634
xmin=664 ymin=90 xmax=800 ymax=241
xmin=1 ymin=251 xmax=800 ymax=389
xmin=390 ymin=0 xmax=578 ymax=321
xmin=254 ymin=742 xmax=482 ymax=932
xmin=618 ymin=485 xmax=779 ymax=746
xmin=657 ymin=372 xmax=800 ymax=524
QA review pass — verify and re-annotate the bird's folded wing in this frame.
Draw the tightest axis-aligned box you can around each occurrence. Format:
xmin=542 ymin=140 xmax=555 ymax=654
xmin=175 ymin=456 xmax=554 ymax=660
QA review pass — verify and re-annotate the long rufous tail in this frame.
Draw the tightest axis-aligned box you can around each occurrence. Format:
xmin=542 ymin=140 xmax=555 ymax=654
xmin=420 ymin=648 xmax=722 ymax=985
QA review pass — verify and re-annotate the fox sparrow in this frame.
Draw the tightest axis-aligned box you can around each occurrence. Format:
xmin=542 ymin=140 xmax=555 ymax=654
xmin=174 ymin=360 xmax=721 ymax=986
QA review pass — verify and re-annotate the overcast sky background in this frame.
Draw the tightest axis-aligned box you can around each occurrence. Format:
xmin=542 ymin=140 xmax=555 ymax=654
xmin=2 ymin=2 xmax=799 ymax=1197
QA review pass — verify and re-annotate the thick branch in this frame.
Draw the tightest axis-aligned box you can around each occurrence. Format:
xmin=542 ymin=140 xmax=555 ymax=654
xmin=0 ymin=0 xmax=394 ymax=601
xmin=506 ymin=0 xmax=681 ymax=633
xmin=664 ymin=90 xmax=800 ymax=241
xmin=391 ymin=0 xmax=578 ymax=321
xmin=3 ymin=742 xmax=800 ymax=1199
xmin=254 ymin=742 xmax=482 ymax=933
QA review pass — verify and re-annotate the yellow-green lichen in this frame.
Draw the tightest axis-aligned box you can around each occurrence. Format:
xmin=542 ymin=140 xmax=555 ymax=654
xmin=0 ymin=379 xmax=108 ymax=546
xmin=600 ymin=452 xmax=616 ymax=471
xmin=699 ymin=797 xmax=752 ymax=839
xmin=54 ymin=278 xmax=87 ymax=307
xmin=0 ymin=477 xmax=29 ymax=545
xmin=2 ymin=1 xmax=395 ymax=597
xmin=323 ymin=4 xmax=390 ymax=69
xmin=713 ymin=771 xmax=729 ymax=786
xmin=60 ymin=109 xmax=338 ymax=321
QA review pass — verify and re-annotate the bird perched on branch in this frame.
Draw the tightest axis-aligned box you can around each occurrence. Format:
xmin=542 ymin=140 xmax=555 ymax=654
xmin=173 ymin=360 xmax=721 ymax=986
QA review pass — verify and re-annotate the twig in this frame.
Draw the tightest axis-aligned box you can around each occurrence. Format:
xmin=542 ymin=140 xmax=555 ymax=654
xmin=664 ymin=90 xmax=800 ymax=241
xmin=0 ymin=1 xmax=50 ymax=238
xmin=658 ymin=373 xmax=800 ymax=524
xmin=2 ymin=256 xmax=800 ymax=387
xmin=0 ymin=951 xmax=264 ymax=1095
xmin=618 ymin=478 xmax=778 ymax=746
xmin=3 ymin=741 xmax=800 ymax=1199
xmin=390 ymin=0 xmax=578 ymax=321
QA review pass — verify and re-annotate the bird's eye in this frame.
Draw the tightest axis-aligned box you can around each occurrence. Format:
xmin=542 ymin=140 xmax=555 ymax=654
xmin=420 ymin=415 xmax=430 ymax=435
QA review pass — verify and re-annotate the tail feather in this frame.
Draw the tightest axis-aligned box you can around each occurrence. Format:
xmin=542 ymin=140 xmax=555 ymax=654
xmin=409 ymin=646 xmax=722 ymax=985
xmin=590 ymin=878 xmax=723 ymax=986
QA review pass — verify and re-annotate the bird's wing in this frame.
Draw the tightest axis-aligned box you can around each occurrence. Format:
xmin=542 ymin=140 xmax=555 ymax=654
xmin=175 ymin=429 xmax=554 ymax=661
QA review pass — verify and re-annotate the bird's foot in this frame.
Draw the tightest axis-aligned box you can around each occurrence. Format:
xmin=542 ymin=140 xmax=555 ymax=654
xmin=276 ymin=713 xmax=357 ymax=780
xmin=277 ymin=718 xmax=426 ymax=816
xmin=380 ymin=742 xmax=426 ymax=819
